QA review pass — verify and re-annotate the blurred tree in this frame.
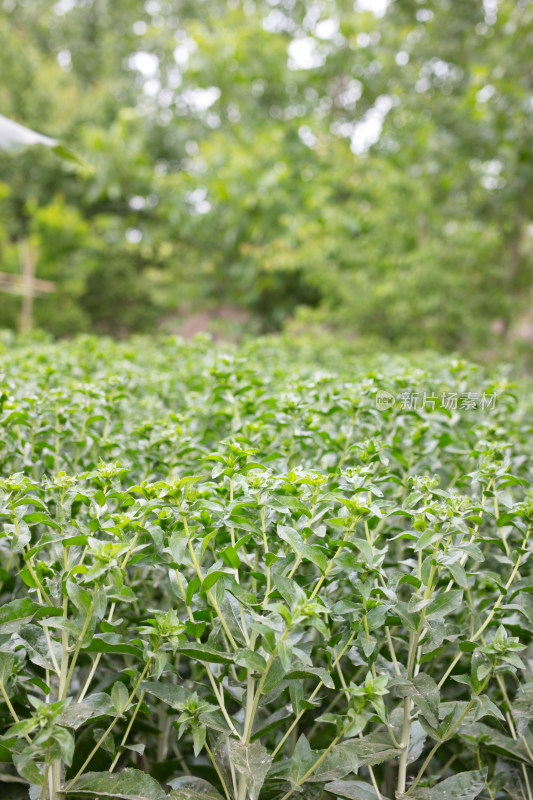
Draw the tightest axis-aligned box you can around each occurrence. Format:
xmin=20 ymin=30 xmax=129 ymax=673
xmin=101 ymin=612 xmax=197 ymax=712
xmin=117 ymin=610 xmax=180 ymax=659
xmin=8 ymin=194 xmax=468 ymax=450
xmin=0 ymin=0 xmax=531 ymax=356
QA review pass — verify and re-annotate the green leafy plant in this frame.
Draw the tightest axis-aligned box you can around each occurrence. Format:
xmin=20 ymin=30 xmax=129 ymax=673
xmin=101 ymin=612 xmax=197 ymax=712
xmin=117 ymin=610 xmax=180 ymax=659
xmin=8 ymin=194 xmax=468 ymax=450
xmin=0 ymin=335 xmax=531 ymax=799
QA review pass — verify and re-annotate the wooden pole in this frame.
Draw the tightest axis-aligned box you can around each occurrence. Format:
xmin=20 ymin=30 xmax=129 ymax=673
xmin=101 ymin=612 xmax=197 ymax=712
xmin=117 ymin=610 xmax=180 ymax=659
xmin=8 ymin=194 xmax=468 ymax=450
xmin=18 ymin=239 xmax=37 ymax=333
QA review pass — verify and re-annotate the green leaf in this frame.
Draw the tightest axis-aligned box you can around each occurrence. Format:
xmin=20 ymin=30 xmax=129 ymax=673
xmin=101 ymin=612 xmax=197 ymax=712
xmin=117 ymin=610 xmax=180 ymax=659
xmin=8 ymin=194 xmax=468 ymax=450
xmin=229 ymin=740 xmax=272 ymax=800
xmin=55 ymin=725 xmax=75 ymax=766
xmin=277 ymin=525 xmax=327 ymax=572
xmin=67 ymin=581 xmax=92 ymax=615
xmin=65 ymin=769 xmax=165 ymax=799
xmin=176 ymin=643 xmax=234 ymax=664
xmin=221 ymin=545 xmax=240 ymax=569
xmin=0 ymin=599 xmax=38 ymax=632
xmin=0 ymin=651 xmax=14 ymax=683
xmin=201 ymin=571 xmax=226 ymax=594
xmin=394 ymin=673 xmax=440 ymax=727
xmin=234 ymin=648 xmax=267 ymax=672
xmin=60 ymin=693 xmax=114 ymax=729
xmin=401 ymin=769 xmax=487 ymax=800
xmin=447 ymin=559 xmax=469 ymax=589
xmin=187 ymin=576 xmax=202 ymax=604
xmin=22 ymin=511 xmax=60 ymax=530
xmin=167 ymin=777 xmax=224 ymax=800
xmin=325 ymin=780 xmax=390 ymax=800
xmin=290 ymin=735 xmax=315 ymax=785
xmin=18 ymin=625 xmax=56 ymax=670
xmin=345 ymin=739 xmax=401 ymax=767
xmin=112 ymin=681 xmax=129 ymax=713
xmin=192 ymin=725 xmax=206 ymax=756
xmin=426 ymin=591 xmax=463 ymax=620
xmin=185 ymin=620 xmax=206 ymax=638
xmin=85 ymin=634 xmax=142 ymax=657
xmin=285 ymin=665 xmax=335 ymax=690
xmin=142 ymin=681 xmax=189 ymax=709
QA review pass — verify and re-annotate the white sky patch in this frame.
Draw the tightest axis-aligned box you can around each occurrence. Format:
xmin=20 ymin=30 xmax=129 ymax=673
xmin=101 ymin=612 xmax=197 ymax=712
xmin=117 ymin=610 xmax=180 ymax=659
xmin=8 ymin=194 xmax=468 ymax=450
xmin=416 ymin=9 xmax=434 ymax=22
xmin=186 ymin=188 xmax=211 ymax=214
xmin=126 ymin=228 xmax=143 ymax=243
xmin=476 ymin=84 xmax=496 ymax=103
xmin=145 ymin=0 xmax=160 ymax=16
xmin=299 ymin=125 xmax=317 ymax=147
xmin=336 ymin=79 xmax=363 ymax=110
xmin=355 ymin=0 xmax=390 ymax=18
xmin=174 ymin=37 xmax=197 ymax=67
xmin=262 ymin=9 xmax=297 ymax=33
xmin=315 ymin=18 xmax=339 ymax=40
xmin=470 ymin=158 xmax=504 ymax=190
xmin=395 ymin=51 xmax=409 ymax=66
xmin=483 ymin=0 xmax=499 ymax=24
xmin=179 ymin=87 xmax=221 ymax=112
xmin=54 ymin=0 xmax=75 ymax=15
xmin=351 ymin=95 xmax=393 ymax=154
xmin=427 ymin=58 xmax=454 ymax=80
xmin=288 ymin=37 xmax=326 ymax=70
xmin=129 ymin=51 xmax=159 ymax=78
xmin=57 ymin=50 xmax=72 ymax=70
xmin=129 ymin=196 xmax=146 ymax=210
xmin=144 ymin=79 xmax=161 ymax=97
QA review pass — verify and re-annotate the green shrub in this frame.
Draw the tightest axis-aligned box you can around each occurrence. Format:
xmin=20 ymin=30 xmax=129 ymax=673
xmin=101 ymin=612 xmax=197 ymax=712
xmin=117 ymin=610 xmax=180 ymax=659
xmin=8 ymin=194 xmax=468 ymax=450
xmin=0 ymin=336 xmax=531 ymax=799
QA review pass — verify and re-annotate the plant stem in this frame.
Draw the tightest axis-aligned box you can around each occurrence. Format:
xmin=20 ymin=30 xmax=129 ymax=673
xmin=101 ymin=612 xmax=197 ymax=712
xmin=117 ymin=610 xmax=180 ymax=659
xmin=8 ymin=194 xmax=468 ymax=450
xmin=309 ymin=529 xmax=351 ymax=600
xmin=77 ymin=532 xmax=141 ymax=702
xmin=184 ymin=517 xmax=238 ymax=649
xmin=65 ymin=658 xmax=152 ymax=790
xmin=408 ymin=676 xmax=490 ymax=795
xmin=41 ymin=762 xmax=50 ymax=800
xmin=438 ymin=523 xmax=531 ymax=691
xmin=0 ymin=680 xmax=32 ymax=743
xmin=108 ymin=689 xmax=145 ymax=772
xmin=279 ymin=722 xmax=350 ymax=800
xmin=272 ymin=630 xmax=356 ymax=758
xmin=174 ymin=568 xmax=239 ymax=737
xmin=205 ymin=742 xmax=232 ymax=800
xmin=258 ymin=503 xmax=270 ymax=598
xmin=61 ymin=603 xmax=94 ymax=700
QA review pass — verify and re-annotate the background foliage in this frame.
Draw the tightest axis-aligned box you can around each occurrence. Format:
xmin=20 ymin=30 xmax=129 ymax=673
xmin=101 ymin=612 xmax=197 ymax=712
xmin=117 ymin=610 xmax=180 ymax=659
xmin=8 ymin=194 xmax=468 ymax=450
xmin=1 ymin=0 xmax=533 ymax=355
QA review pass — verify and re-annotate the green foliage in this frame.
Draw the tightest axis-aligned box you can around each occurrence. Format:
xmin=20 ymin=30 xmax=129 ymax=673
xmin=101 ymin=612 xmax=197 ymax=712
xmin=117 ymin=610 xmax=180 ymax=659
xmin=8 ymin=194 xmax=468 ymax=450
xmin=0 ymin=335 xmax=532 ymax=799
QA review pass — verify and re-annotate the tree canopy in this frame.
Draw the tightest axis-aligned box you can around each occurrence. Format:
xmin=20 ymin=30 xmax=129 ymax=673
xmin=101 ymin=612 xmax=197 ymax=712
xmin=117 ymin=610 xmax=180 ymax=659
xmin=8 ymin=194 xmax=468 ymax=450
xmin=0 ymin=0 xmax=532 ymax=359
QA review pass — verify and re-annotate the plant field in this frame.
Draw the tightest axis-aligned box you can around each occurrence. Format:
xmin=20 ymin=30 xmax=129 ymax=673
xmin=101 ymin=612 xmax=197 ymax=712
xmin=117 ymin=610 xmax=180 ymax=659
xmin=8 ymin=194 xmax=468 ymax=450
xmin=0 ymin=336 xmax=532 ymax=800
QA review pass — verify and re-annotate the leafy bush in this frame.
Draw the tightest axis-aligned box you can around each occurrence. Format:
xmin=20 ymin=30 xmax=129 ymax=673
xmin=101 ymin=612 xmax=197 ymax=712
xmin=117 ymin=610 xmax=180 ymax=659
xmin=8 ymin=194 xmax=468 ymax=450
xmin=0 ymin=336 xmax=531 ymax=800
